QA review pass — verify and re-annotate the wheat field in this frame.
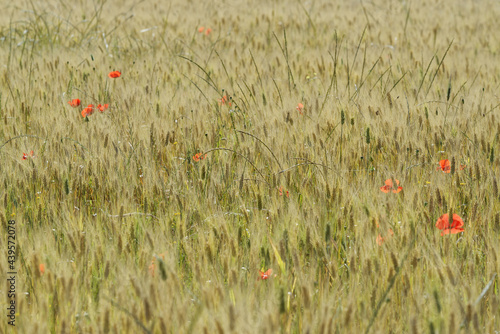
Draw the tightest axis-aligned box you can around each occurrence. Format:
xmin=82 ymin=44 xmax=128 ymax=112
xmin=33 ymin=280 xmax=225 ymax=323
xmin=1 ymin=0 xmax=500 ymax=333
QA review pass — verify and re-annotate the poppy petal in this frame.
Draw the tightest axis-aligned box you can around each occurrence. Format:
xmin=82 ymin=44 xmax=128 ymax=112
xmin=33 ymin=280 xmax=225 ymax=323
xmin=97 ymin=104 xmax=109 ymax=112
xmin=441 ymin=227 xmax=465 ymax=236
xmin=438 ymin=159 xmax=451 ymax=173
xmin=193 ymin=153 xmax=206 ymax=162
xmin=149 ymin=261 xmax=156 ymax=276
xmin=259 ymin=268 xmax=272 ymax=280
xmin=393 ymin=186 xmax=403 ymax=193
xmin=435 ymin=213 xmax=450 ymax=230
xmin=108 ymin=71 xmax=121 ymax=78
xmin=68 ymin=99 xmax=81 ymax=107
xmin=81 ymin=106 xmax=94 ymax=117
xmin=380 ymin=186 xmax=390 ymax=193
xmin=219 ymin=95 xmax=231 ymax=106
xmin=451 ymin=214 xmax=464 ymax=228
xmin=436 ymin=213 xmax=465 ymax=234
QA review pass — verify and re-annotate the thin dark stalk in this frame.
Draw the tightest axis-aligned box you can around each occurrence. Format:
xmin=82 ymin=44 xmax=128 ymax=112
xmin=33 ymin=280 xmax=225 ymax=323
xmin=350 ymin=55 xmax=380 ymax=102
xmin=424 ymin=40 xmax=453 ymax=98
xmin=240 ymin=78 xmax=257 ymax=106
xmin=0 ymin=134 xmax=45 ymax=151
xmin=272 ymin=77 xmax=284 ymax=109
xmin=349 ymin=25 xmax=367 ymax=83
xmin=235 ymin=82 xmax=251 ymax=110
xmin=204 ymin=148 xmax=270 ymax=187
xmin=318 ymin=48 xmax=339 ymax=118
xmin=181 ymin=74 xmax=220 ymax=118
xmin=273 ymin=29 xmax=295 ymax=92
xmin=364 ymin=237 xmax=416 ymax=334
xmin=369 ymin=65 xmax=391 ymax=94
xmin=298 ymin=0 xmax=317 ymax=36
xmin=236 ymin=130 xmax=283 ymax=170
xmin=103 ymin=296 xmax=152 ymax=334
xmin=386 ymin=71 xmax=407 ymax=96
xmin=249 ymin=50 xmax=264 ymax=91
xmin=415 ymin=51 xmax=437 ymax=102
xmin=179 ymin=55 xmax=219 ymax=93
xmin=215 ymin=50 xmax=234 ymax=92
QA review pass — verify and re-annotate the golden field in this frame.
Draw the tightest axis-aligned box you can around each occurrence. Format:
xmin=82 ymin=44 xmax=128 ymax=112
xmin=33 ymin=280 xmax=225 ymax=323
xmin=1 ymin=0 xmax=500 ymax=332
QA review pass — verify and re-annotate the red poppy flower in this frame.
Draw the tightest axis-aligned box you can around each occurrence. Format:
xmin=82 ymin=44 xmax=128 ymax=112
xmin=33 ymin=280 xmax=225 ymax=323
xmin=296 ymin=103 xmax=304 ymax=115
xmin=22 ymin=150 xmax=35 ymax=160
xmin=149 ymin=253 xmax=166 ymax=277
xmin=193 ymin=152 xmax=207 ymax=162
xmin=198 ymin=27 xmax=212 ymax=35
xmin=108 ymin=71 xmax=121 ymax=78
xmin=437 ymin=159 xmax=466 ymax=172
xmin=376 ymin=229 xmax=394 ymax=246
xmin=259 ymin=268 xmax=272 ymax=280
xmin=219 ymin=95 xmax=231 ymax=106
xmin=278 ymin=186 xmax=290 ymax=198
xmin=39 ymin=263 xmax=45 ymax=275
xmin=435 ymin=213 xmax=465 ymax=236
xmin=68 ymin=99 xmax=81 ymax=107
xmin=97 ymin=104 xmax=109 ymax=112
xmin=380 ymin=179 xmax=402 ymax=193
xmin=437 ymin=159 xmax=451 ymax=173
xmin=81 ymin=105 xmax=94 ymax=117
xmin=148 ymin=259 xmax=156 ymax=277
